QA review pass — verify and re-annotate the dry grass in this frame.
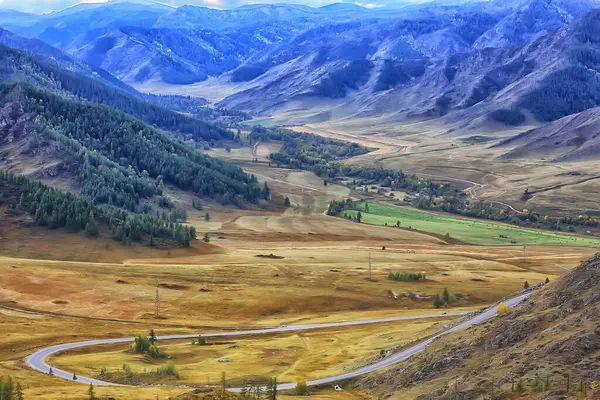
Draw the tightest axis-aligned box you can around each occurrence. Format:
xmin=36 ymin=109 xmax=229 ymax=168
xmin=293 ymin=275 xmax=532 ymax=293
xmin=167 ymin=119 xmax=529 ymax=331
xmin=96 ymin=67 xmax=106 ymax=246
xmin=0 ymin=160 xmax=596 ymax=399
xmin=50 ymin=319 xmax=448 ymax=387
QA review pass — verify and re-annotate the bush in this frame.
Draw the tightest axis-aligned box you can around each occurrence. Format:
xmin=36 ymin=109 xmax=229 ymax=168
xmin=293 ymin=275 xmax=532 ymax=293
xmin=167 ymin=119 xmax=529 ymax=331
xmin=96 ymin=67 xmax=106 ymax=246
xmin=515 ymin=378 xmax=526 ymax=393
xmin=295 ymin=379 xmax=309 ymax=395
xmin=148 ymin=345 xmax=160 ymax=359
xmin=156 ymin=361 xmax=179 ymax=378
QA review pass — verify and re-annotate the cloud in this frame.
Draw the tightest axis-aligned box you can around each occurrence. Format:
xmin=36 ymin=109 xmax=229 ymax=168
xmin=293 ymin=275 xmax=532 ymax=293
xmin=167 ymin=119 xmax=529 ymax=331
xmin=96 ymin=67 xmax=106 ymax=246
xmin=354 ymin=1 xmax=384 ymax=8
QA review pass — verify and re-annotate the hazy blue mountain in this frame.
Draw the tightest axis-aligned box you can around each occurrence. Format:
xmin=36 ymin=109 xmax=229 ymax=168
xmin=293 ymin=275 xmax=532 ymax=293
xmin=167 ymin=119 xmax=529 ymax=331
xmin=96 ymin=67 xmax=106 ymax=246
xmin=8 ymin=1 xmax=171 ymax=52
xmin=76 ymin=23 xmax=305 ymax=84
xmin=0 ymin=27 xmax=138 ymax=94
xmin=3 ymin=0 xmax=600 ymax=136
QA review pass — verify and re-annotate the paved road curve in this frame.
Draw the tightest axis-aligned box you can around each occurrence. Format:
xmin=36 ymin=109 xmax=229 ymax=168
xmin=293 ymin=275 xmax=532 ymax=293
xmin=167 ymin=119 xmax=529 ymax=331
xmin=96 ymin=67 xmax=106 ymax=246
xmin=26 ymin=294 xmax=528 ymax=390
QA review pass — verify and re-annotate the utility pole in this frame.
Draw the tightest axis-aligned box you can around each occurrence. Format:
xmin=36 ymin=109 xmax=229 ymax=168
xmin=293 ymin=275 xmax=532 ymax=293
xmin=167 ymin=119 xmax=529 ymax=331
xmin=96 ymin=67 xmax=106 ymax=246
xmin=522 ymin=245 xmax=527 ymax=263
xmin=368 ymin=251 xmax=372 ymax=281
xmin=155 ymin=279 xmax=160 ymax=319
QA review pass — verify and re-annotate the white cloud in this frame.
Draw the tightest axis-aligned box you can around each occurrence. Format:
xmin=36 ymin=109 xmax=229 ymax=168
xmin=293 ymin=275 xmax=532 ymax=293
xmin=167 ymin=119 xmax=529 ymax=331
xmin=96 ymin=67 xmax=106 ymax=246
xmin=354 ymin=1 xmax=384 ymax=8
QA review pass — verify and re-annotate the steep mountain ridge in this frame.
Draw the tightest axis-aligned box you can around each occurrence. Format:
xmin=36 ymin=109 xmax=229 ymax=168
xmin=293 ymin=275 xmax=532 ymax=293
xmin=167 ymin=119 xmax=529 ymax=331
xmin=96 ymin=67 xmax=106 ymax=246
xmin=219 ymin=6 xmax=600 ymax=140
xmin=360 ymin=252 xmax=600 ymax=399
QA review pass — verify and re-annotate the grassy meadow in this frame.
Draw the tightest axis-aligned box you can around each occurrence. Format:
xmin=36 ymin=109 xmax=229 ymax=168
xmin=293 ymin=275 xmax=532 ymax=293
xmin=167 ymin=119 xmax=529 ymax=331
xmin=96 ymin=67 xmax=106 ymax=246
xmin=341 ymin=202 xmax=600 ymax=247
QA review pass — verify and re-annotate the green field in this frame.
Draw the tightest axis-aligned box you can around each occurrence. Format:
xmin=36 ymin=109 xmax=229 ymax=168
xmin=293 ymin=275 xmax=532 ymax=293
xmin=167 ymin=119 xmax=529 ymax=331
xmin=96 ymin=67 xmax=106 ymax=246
xmin=340 ymin=202 xmax=600 ymax=246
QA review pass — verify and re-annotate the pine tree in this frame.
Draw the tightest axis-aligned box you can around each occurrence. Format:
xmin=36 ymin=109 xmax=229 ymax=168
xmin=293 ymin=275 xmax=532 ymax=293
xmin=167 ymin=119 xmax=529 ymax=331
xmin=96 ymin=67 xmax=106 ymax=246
xmin=240 ymin=381 xmax=251 ymax=399
xmin=148 ymin=329 xmax=157 ymax=345
xmin=0 ymin=376 xmax=13 ymax=400
xmin=433 ymin=294 xmax=443 ymax=308
xmin=203 ymin=232 xmax=210 ymax=243
xmin=220 ymin=371 xmax=227 ymax=392
xmin=254 ymin=385 xmax=263 ymax=399
xmin=204 ymin=213 xmax=211 ymax=222
xmin=14 ymin=382 xmax=24 ymax=400
xmin=524 ymin=281 xmax=530 ymax=289
xmin=284 ymin=197 xmax=290 ymax=207
xmin=72 ymin=373 xmax=77 ymax=381
xmin=88 ymin=383 xmax=95 ymax=400
xmin=262 ymin=182 xmax=270 ymax=200
xmin=442 ymin=287 xmax=450 ymax=305
xmin=266 ymin=377 xmax=277 ymax=400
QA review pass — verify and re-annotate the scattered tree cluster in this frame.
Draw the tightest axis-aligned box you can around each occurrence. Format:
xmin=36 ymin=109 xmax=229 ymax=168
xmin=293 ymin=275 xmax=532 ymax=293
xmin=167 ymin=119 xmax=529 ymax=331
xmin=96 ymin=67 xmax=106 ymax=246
xmin=413 ymin=192 xmax=599 ymax=232
xmin=489 ymin=108 xmax=526 ymax=126
xmin=250 ymin=126 xmax=368 ymax=170
xmin=388 ymin=272 xmax=425 ymax=282
xmin=433 ymin=288 xmax=454 ymax=308
xmin=129 ymin=331 xmax=161 ymax=359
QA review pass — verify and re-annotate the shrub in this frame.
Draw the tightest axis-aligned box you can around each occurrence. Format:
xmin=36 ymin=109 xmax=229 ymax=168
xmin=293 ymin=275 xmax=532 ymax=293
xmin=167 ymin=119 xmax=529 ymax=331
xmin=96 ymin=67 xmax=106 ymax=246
xmin=497 ymin=301 xmax=507 ymax=316
xmin=156 ymin=361 xmax=179 ymax=378
xmin=295 ymin=379 xmax=309 ymax=395
xmin=515 ymin=378 xmax=526 ymax=393
xmin=148 ymin=345 xmax=160 ymax=359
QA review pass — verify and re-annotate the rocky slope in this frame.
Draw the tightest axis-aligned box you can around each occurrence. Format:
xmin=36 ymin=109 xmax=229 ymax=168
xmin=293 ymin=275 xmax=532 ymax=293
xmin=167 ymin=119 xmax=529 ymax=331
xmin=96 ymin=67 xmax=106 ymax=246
xmin=359 ymin=252 xmax=600 ymax=399
xmin=496 ymin=106 xmax=600 ymax=161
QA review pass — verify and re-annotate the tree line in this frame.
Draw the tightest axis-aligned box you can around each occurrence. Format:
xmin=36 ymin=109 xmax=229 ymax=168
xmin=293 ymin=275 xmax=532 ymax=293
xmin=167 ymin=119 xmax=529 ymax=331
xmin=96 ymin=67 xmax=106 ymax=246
xmin=0 ymin=169 xmax=196 ymax=247
xmin=250 ymin=126 xmax=456 ymax=197
xmin=414 ymin=192 xmax=599 ymax=231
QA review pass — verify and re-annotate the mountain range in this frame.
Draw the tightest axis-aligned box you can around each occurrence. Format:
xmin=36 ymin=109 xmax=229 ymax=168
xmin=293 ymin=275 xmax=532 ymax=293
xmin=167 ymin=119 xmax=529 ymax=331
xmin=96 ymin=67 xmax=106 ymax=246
xmin=2 ymin=0 xmax=600 ymax=163
xmin=4 ymin=0 xmax=600 ymax=142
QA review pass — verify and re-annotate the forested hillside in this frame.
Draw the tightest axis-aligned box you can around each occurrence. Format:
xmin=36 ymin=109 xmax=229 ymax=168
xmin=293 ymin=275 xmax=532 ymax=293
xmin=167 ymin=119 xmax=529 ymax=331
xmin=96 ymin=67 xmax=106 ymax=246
xmin=0 ymin=82 xmax=261 ymax=208
xmin=0 ymin=169 xmax=196 ymax=247
xmin=0 ymin=44 xmax=231 ymax=142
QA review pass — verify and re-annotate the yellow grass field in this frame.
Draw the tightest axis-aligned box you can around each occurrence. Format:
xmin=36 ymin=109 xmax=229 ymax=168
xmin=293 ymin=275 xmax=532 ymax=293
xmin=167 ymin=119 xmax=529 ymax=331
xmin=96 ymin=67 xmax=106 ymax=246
xmin=1 ymin=151 xmax=597 ymax=399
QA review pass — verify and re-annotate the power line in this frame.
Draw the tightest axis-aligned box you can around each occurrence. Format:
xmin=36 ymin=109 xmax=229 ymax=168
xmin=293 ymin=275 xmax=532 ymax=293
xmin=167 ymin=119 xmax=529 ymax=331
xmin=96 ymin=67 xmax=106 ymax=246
xmin=368 ymin=251 xmax=372 ymax=281
xmin=155 ymin=279 xmax=160 ymax=319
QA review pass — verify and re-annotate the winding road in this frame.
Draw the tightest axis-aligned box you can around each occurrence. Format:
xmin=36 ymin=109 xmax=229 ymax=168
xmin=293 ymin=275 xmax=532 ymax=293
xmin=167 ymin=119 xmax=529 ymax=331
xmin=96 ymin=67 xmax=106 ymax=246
xmin=26 ymin=293 xmax=529 ymax=391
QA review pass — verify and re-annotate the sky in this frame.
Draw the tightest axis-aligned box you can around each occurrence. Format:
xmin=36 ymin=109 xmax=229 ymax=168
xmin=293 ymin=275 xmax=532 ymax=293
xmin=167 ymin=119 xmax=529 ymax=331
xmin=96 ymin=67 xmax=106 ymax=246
xmin=0 ymin=0 xmax=414 ymax=14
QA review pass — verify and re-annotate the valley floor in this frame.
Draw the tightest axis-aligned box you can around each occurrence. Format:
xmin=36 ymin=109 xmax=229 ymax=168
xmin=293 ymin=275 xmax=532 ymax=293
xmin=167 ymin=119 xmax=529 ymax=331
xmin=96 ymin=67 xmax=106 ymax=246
xmin=1 ymin=154 xmax=597 ymax=398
